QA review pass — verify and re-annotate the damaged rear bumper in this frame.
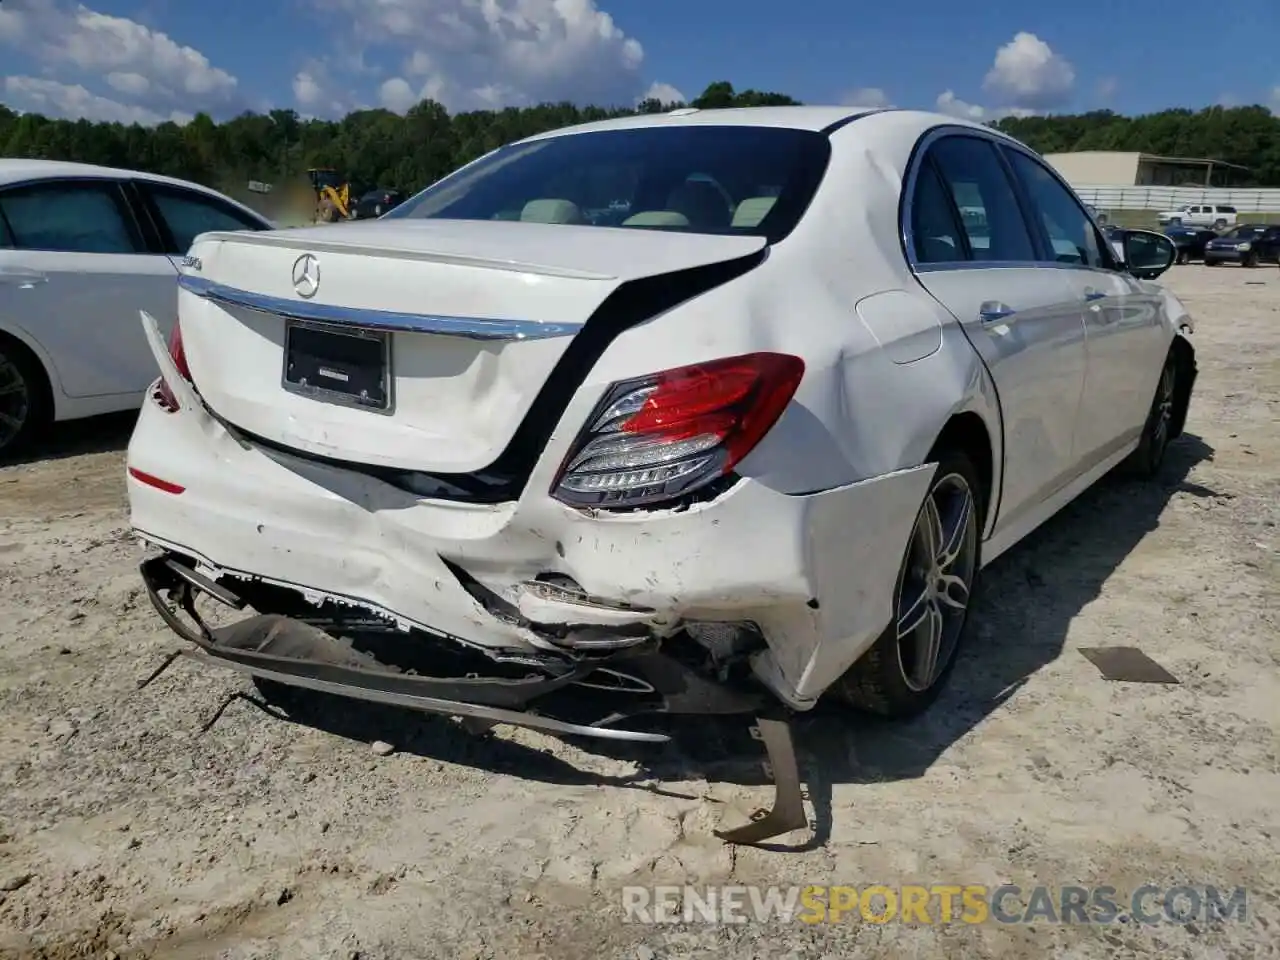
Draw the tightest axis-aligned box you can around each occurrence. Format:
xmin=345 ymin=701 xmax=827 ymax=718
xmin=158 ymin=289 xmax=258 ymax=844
xmin=140 ymin=552 xmax=770 ymax=743
xmin=141 ymin=551 xmax=813 ymax=844
xmin=127 ymin=391 xmax=933 ymax=709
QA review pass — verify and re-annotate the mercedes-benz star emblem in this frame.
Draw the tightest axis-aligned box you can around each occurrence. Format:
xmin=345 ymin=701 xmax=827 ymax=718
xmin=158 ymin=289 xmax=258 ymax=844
xmin=291 ymin=253 xmax=320 ymax=298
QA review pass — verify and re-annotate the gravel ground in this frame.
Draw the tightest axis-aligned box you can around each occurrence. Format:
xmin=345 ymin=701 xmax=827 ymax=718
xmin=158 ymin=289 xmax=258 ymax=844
xmin=1 ymin=265 xmax=1277 ymax=960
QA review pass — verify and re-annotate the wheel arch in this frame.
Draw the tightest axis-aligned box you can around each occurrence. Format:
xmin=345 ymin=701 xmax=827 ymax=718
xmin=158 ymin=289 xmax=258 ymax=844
xmin=0 ymin=324 xmax=58 ymax=420
xmin=928 ymin=410 xmax=998 ymax=534
xmin=1168 ymin=334 xmax=1196 ymax=440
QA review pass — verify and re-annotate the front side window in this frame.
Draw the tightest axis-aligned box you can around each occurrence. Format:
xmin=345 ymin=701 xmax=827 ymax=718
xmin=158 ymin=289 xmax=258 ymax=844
xmin=385 ymin=125 xmax=832 ymax=242
xmin=1223 ymin=225 xmax=1266 ymax=240
xmin=1005 ymin=148 xmax=1107 ymax=268
xmin=926 ymin=135 xmax=1036 ymax=262
xmin=144 ymin=185 xmax=267 ymax=253
xmin=0 ymin=180 xmax=140 ymax=254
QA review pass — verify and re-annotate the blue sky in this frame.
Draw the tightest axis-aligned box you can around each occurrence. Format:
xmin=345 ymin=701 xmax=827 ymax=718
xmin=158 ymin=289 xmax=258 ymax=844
xmin=1 ymin=0 xmax=1278 ymax=126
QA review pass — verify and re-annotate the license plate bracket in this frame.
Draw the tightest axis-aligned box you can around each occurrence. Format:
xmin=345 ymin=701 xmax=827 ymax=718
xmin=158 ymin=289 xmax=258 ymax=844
xmin=282 ymin=319 xmax=391 ymax=412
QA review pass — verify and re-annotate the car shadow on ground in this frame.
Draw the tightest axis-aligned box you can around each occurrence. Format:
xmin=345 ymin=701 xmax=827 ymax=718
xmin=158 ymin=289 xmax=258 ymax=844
xmin=2 ymin=411 xmax=137 ymax=467
xmin=244 ymin=433 xmax=1217 ymax=849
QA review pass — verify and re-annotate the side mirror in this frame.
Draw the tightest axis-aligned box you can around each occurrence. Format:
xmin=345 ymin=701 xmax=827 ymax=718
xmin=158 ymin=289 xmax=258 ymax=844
xmin=1121 ymin=229 xmax=1177 ymax=280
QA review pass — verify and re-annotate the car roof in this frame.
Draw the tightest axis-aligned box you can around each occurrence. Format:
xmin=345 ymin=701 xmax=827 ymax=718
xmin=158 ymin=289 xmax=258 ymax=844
xmin=516 ymin=106 xmax=996 ymax=143
xmin=0 ymin=158 xmax=269 ymax=221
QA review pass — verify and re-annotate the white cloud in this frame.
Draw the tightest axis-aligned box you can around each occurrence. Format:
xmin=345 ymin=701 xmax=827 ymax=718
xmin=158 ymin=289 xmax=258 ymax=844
xmin=1096 ymin=77 xmax=1118 ymax=102
xmin=379 ymin=76 xmax=418 ymax=113
xmin=640 ymin=81 xmax=685 ymax=105
xmin=293 ymin=69 xmax=325 ymax=109
xmin=0 ymin=2 xmax=24 ymax=43
xmin=935 ymin=90 xmax=1035 ymax=123
xmin=2 ymin=75 xmax=190 ymax=125
xmin=841 ymin=87 xmax=893 ymax=110
xmin=982 ymin=32 xmax=1075 ymax=111
xmin=935 ymin=90 xmax=988 ymax=121
xmin=302 ymin=0 xmax=661 ymax=114
xmin=0 ymin=1 xmax=239 ymax=123
xmin=292 ymin=59 xmax=368 ymax=118
xmin=1270 ymin=86 xmax=1280 ymax=116
xmin=932 ymin=32 xmax=1074 ymax=122
xmin=107 ymin=71 xmax=151 ymax=97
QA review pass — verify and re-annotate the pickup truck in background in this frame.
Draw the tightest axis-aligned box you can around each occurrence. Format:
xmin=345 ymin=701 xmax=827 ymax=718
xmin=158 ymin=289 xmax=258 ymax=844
xmin=1157 ymin=204 xmax=1238 ymax=229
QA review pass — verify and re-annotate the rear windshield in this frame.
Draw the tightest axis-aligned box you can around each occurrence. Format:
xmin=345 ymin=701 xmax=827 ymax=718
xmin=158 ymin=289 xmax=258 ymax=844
xmin=384 ymin=125 xmax=832 ymax=243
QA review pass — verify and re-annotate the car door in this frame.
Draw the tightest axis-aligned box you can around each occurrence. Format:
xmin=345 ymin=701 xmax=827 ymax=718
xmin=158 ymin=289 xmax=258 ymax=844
xmin=904 ymin=132 xmax=1088 ymax=530
xmin=1259 ymin=226 xmax=1280 ymax=263
xmin=131 ymin=180 xmax=271 ymax=260
xmin=1001 ymin=146 xmax=1168 ymax=467
xmin=0 ymin=178 xmax=180 ymax=400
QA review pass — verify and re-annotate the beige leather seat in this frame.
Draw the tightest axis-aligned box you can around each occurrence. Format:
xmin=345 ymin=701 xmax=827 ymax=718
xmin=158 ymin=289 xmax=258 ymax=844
xmin=519 ymin=199 xmax=583 ymax=224
xmin=731 ymin=197 xmax=777 ymax=228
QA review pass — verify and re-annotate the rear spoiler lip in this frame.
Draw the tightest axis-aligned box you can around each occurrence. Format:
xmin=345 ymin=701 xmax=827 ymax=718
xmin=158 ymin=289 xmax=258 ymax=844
xmin=193 ymin=229 xmax=619 ymax=281
xmin=177 ymin=274 xmax=584 ymax=341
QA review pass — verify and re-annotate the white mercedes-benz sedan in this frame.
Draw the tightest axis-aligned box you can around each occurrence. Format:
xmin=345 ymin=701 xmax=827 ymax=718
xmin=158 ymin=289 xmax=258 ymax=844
xmin=126 ymin=107 xmax=1197 ymax=843
xmin=0 ymin=160 xmax=272 ymax=456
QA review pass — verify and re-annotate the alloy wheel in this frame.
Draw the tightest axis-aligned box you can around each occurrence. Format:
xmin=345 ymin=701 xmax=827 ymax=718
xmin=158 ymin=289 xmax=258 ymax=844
xmin=0 ymin=353 xmax=30 ymax=451
xmin=1150 ymin=361 xmax=1176 ymax=456
xmin=894 ymin=472 xmax=979 ymax=693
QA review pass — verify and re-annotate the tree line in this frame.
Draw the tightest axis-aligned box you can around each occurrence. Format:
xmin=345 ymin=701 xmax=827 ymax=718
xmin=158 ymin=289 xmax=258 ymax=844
xmin=2 ymin=81 xmax=1278 ymax=205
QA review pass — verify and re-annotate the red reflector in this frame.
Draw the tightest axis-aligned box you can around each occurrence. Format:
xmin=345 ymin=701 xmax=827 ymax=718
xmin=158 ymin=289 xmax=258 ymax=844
xmin=156 ymin=319 xmax=191 ymax=412
xmin=128 ymin=466 xmax=185 ymax=494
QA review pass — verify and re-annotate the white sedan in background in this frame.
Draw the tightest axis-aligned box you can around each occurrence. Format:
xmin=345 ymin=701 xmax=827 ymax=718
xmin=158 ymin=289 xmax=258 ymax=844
xmin=0 ymin=160 xmax=272 ymax=456
xmin=126 ymin=107 xmax=1197 ymax=844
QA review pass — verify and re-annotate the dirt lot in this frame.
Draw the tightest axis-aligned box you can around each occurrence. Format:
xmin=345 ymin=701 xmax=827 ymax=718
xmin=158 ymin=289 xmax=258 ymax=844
xmin=1 ymin=265 xmax=1278 ymax=959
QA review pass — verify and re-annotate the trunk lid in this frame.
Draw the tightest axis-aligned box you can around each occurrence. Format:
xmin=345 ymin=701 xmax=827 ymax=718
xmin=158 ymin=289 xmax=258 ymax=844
xmin=177 ymin=220 xmax=765 ymax=475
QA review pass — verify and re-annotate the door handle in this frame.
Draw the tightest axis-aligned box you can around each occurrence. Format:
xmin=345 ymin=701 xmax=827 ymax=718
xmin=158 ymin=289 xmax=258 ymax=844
xmin=978 ymin=301 xmax=1015 ymax=323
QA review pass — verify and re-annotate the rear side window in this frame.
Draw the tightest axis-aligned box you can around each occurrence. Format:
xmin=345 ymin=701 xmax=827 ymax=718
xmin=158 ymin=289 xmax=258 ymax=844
xmin=385 ymin=125 xmax=832 ymax=243
xmin=927 ymin=136 xmax=1036 ymax=262
xmin=1218 ymin=206 xmax=1236 ymax=213
xmin=0 ymin=180 xmax=141 ymax=254
xmin=144 ymin=184 xmax=267 ymax=253
xmin=909 ymin=160 xmax=967 ymax=264
xmin=0 ymin=211 xmax=11 ymax=248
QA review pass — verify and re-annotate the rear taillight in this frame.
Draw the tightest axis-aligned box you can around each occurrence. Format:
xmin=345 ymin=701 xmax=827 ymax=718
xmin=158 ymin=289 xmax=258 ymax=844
xmin=156 ymin=320 xmax=192 ymax=412
xmin=551 ymin=352 xmax=805 ymax=508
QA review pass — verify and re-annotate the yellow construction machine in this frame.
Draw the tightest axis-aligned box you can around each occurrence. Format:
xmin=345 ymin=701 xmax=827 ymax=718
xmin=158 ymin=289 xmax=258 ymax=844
xmin=307 ymin=168 xmax=356 ymax=222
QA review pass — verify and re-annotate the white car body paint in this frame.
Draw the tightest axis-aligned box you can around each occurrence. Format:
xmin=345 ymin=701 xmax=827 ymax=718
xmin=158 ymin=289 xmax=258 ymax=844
xmin=125 ymin=107 xmax=1193 ymax=710
xmin=0 ymin=159 xmax=272 ymax=427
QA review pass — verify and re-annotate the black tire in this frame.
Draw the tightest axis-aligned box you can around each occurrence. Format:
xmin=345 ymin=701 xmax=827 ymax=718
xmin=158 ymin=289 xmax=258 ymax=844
xmin=1214 ymin=219 xmax=1227 ymax=230
xmin=833 ymin=447 xmax=985 ymax=719
xmin=0 ymin=337 xmax=51 ymax=460
xmin=1243 ymin=251 xmax=1259 ymax=268
xmin=1205 ymin=259 xmax=1218 ymax=267
xmin=1120 ymin=349 xmax=1178 ymax=480
xmin=1176 ymin=250 xmax=1188 ymax=265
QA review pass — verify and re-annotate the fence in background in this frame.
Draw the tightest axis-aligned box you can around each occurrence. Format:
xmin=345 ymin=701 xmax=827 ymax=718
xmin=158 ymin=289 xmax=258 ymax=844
xmin=1073 ymin=185 xmax=1280 ymax=213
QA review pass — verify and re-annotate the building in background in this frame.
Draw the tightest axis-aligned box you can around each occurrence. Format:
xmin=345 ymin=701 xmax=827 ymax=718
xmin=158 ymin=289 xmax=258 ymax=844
xmin=1044 ymin=151 xmax=1251 ymax=188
